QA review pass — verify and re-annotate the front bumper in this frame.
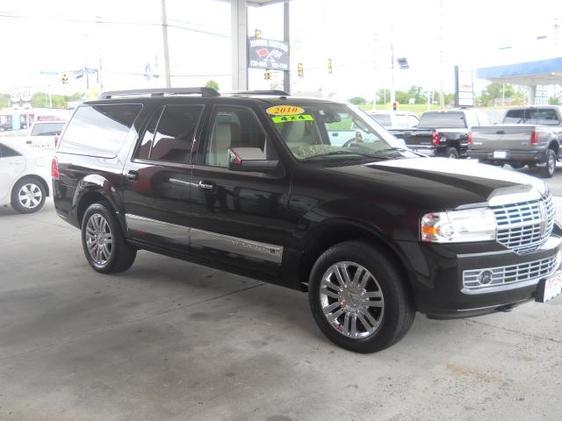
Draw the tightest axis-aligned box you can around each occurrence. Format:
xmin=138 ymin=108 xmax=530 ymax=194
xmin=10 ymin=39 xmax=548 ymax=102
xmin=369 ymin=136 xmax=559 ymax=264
xmin=399 ymin=235 xmax=562 ymax=318
xmin=469 ymin=149 xmax=547 ymax=163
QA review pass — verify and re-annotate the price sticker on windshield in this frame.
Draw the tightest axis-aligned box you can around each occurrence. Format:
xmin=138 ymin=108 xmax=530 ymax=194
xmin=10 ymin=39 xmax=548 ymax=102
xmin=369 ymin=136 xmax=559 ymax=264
xmin=272 ymin=114 xmax=314 ymax=123
xmin=266 ymin=105 xmax=305 ymax=116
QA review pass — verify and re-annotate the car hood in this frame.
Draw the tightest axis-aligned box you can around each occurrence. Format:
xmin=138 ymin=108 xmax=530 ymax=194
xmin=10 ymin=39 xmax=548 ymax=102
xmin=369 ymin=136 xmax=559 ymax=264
xmin=325 ymin=157 xmax=547 ymax=210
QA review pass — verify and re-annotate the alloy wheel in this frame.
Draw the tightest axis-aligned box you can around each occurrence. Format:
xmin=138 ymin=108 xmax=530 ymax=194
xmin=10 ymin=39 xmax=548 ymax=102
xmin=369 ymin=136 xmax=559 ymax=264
xmin=18 ymin=183 xmax=43 ymax=209
xmin=319 ymin=261 xmax=384 ymax=339
xmin=85 ymin=213 xmax=113 ymax=267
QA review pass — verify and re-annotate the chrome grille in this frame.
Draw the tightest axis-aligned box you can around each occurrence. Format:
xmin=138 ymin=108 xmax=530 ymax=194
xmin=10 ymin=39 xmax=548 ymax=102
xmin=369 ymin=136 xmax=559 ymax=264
xmin=491 ymin=194 xmax=555 ymax=254
xmin=463 ymin=253 xmax=560 ymax=293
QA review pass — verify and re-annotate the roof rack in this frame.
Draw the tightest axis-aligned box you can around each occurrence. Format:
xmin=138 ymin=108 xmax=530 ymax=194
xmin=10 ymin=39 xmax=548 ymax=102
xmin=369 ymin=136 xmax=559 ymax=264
xmin=228 ymin=90 xmax=289 ymax=96
xmin=100 ymin=87 xmax=220 ymax=99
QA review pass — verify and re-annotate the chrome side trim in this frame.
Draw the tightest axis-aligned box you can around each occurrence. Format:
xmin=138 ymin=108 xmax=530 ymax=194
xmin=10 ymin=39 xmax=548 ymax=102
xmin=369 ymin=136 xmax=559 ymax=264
xmin=125 ymin=213 xmax=189 ymax=245
xmin=190 ymin=228 xmax=283 ymax=264
xmin=124 ymin=213 xmax=283 ymax=264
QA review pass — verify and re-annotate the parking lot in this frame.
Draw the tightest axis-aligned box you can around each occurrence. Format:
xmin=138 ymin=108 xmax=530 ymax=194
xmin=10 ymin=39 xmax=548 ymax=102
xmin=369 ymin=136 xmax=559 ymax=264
xmin=0 ymin=167 xmax=559 ymax=421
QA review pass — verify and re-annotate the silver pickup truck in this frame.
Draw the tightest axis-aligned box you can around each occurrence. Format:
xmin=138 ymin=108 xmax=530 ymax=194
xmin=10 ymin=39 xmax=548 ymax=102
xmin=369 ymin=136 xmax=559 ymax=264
xmin=469 ymin=106 xmax=562 ymax=178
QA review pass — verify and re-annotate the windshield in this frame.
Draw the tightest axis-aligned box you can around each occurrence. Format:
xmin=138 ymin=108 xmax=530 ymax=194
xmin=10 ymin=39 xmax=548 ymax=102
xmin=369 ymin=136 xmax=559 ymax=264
xmin=418 ymin=112 xmax=467 ymax=129
xmin=267 ymin=102 xmax=407 ymax=161
xmin=31 ymin=122 xmax=65 ymax=136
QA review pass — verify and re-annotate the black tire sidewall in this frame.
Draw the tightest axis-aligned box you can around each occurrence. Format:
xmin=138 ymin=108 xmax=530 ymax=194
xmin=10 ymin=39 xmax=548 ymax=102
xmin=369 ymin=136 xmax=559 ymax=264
xmin=542 ymin=150 xmax=556 ymax=178
xmin=11 ymin=177 xmax=46 ymax=214
xmin=81 ymin=203 xmax=123 ymax=273
xmin=446 ymin=148 xmax=459 ymax=159
xmin=308 ymin=241 xmax=414 ymax=353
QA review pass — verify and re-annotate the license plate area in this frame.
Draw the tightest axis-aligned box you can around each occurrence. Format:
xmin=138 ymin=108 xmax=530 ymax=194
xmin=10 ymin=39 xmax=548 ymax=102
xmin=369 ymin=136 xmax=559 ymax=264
xmin=536 ymin=271 xmax=562 ymax=303
xmin=493 ymin=151 xmax=507 ymax=159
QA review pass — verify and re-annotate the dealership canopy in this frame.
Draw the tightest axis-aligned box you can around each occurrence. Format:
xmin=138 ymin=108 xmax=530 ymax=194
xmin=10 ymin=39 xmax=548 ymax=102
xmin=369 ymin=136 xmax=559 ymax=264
xmin=477 ymin=57 xmax=562 ymax=104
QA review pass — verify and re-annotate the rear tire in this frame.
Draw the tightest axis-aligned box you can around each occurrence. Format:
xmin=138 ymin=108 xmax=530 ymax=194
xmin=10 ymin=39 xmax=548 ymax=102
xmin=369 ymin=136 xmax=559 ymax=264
xmin=11 ymin=177 xmax=46 ymax=214
xmin=446 ymin=147 xmax=459 ymax=159
xmin=81 ymin=202 xmax=136 ymax=273
xmin=510 ymin=162 xmax=525 ymax=169
xmin=540 ymin=149 xmax=556 ymax=178
xmin=308 ymin=241 xmax=415 ymax=353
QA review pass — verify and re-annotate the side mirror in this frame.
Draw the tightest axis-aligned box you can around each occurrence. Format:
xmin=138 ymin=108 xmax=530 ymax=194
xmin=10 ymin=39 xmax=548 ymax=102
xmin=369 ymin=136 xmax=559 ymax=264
xmin=228 ymin=147 xmax=279 ymax=173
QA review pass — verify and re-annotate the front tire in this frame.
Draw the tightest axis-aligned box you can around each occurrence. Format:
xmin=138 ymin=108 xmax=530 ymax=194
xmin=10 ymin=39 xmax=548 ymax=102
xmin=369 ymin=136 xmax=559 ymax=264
xmin=308 ymin=241 xmax=415 ymax=353
xmin=11 ymin=177 xmax=46 ymax=214
xmin=540 ymin=149 xmax=556 ymax=178
xmin=81 ymin=202 xmax=136 ymax=273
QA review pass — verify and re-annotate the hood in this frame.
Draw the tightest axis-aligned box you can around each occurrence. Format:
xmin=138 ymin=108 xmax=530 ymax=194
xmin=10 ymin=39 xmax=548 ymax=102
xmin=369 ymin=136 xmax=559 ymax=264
xmin=325 ymin=157 xmax=547 ymax=211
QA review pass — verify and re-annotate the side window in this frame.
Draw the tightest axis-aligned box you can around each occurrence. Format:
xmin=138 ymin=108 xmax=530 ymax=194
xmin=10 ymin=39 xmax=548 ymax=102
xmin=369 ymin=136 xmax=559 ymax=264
xmin=205 ymin=107 xmax=270 ymax=168
xmin=135 ymin=108 xmax=164 ymax=161
xmin=59 ymin=104 xmax=142 ymax=157
xmin=147 ymin=105 xmax=202 ymax=164
xmin=0 ymin=144 xmax=20 ymax=158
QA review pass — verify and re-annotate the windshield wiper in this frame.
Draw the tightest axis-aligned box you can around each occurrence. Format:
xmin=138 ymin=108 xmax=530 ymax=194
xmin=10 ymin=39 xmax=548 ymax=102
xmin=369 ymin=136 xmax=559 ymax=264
xmin=302 ymin=150 xmax=384 ymax=161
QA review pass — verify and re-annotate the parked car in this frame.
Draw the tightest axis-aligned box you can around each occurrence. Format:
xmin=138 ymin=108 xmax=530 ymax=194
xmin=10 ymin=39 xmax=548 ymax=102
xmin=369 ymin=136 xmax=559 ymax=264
xmin=392 ymin=109 xmax=489 ymax=158
xmin=469 ymin=106 xmax=562 ymax=178
xmin=52 ymin=88 xmax=562 ymax=353
xmin=24 ymin=121 xmax=66 ymax=149
xmin=369 ymin=110 xmax=419 ymax=131
xmin=0 ymin=138 xmax=51 ymax=213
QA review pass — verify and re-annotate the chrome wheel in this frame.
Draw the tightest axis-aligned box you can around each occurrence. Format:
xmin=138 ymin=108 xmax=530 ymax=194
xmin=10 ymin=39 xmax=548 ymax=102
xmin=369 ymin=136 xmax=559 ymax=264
xmin=18 ymin=183 xmax=42 ymax=209
xmin=85 ymin=213 xmax=113 ymax=267
xmin=319 ymin=261 xmax=384 ymax=339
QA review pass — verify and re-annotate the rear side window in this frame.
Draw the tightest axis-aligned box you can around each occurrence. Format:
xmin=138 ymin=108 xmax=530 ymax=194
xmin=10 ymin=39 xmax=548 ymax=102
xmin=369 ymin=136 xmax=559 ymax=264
xmin=31 ymin=123 xmax=65 ymax=136
xmin=59 ymin=104 xmax=142 ymax=157
xmin=136 ymin=105 xmax=202 ymax=164
xmin=504 ymin=108 xmax=560 ymax=125
xmin=418 ymin=112 xmax=467 ymax=129
xmin=0 ymin=144 xmax=21 ymax=158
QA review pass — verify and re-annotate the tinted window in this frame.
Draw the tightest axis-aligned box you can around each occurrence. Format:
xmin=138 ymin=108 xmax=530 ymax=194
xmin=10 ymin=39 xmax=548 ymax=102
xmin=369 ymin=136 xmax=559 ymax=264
xmin=418 ymin=112 xmax=467 ymax=129
xmin=0 ymin=144 xmax=21 ymax=158
xmin=372 ymin=114 xmax=392 ymax=127
xmin=205 ymin=107 xmax=269 ymax=167
xmin=31 ymin=122 xmax=65 ymax=136
xmin=148 ymin=105 xmax=202 ymax=164
xmin=504 ymin=108 xmax=560 ymax=125
xmin=395 ymin=115 xmax=419 ymax=129
xmin=135 ymin=108 xmax=163 ymax=161
xmin=59 ymin=104 xmax=142 ymax=157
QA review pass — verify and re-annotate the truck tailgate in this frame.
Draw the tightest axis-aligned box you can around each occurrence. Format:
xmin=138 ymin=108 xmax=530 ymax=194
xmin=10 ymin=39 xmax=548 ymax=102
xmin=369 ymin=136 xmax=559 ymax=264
xmin=471 ymin=125 xmax=535 ymax=151
xmin=393 ymin=130 xmax=434 ymax=147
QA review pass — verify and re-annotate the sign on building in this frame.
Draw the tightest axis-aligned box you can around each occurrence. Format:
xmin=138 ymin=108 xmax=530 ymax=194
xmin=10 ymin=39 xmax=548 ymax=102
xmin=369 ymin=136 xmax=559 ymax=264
xmin=248 ymin=38 xmax=289 ymax=71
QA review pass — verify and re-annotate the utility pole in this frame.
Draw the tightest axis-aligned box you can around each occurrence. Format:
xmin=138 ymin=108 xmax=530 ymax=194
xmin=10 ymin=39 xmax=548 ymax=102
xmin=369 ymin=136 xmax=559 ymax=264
xmin=161 ymin=0 xmax=172 ymax=88
xmin=390 ymin=41 xmax=395 ymax=108
xmin=438 ymin=0 xmax=445 ymax=108
xmin=283 ymin=1 xmax=290 ymax=94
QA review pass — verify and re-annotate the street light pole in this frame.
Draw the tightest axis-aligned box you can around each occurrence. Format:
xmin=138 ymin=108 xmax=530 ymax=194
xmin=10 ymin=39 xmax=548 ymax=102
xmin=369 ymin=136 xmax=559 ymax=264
xmin=390 ymin=41 xmax=395 ymax=108
xmin=161 ymin=0 xmax=172 ymax=88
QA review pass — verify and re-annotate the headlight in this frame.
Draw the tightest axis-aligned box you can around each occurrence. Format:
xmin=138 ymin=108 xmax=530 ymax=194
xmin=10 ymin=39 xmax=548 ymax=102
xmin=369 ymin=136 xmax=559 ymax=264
xmin=421 ymin=208 xmax=496 ymax=243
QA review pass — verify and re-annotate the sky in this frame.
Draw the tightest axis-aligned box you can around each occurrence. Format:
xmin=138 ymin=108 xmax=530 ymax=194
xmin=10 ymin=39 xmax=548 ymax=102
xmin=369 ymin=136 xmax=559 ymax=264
xmin=0 ymin=0 xmax=561 ymax=101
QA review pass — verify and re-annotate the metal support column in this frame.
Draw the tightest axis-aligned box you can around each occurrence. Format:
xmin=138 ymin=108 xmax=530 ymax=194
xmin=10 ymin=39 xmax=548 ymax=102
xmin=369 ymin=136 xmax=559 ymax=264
xmin=283 ymin=1 xmax=290 ymax=94
xmin=161 ymin=0 xmax=172 ymax=88
xmin=528 ymin=85 xmax=537 ymax=105
xmin=232 ymin=0 xmax=248 ymax=91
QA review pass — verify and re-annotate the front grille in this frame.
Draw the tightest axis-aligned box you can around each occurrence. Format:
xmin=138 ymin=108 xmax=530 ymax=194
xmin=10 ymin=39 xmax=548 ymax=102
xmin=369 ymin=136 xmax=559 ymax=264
xmin=463 ymin=253 xmax=560 ymax=293
xmin=491 ymin=194 xmax=555 ymax=254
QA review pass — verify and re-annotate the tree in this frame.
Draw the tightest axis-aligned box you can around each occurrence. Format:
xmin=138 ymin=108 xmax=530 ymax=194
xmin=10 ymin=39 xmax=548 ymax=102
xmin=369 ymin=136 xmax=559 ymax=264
xmin=477 ymin=82 xmax=526 ymax=106
xmin=376 ymin=89 xmax=390 ymax=104
xmin=205 ymin=80 xmax=220 ymax=91
xmin=0 ymin=93 xmax=10 ymax=109
xmin=348 ymin=96 xmax=367 ymax=105
xmin=548 ymin=96 xmax=560 ymax=105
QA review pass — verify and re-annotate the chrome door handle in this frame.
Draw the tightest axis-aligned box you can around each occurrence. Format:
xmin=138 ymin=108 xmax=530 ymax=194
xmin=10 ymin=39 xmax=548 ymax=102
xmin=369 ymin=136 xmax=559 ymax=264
xmin=198 ymin=180 xmax=215 ymax=191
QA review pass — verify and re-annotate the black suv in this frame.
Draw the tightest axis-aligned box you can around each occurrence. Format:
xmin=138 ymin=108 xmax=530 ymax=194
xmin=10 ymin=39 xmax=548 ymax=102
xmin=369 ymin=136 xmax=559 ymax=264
xmin=52 ymin=88 xmax=562 ymax=353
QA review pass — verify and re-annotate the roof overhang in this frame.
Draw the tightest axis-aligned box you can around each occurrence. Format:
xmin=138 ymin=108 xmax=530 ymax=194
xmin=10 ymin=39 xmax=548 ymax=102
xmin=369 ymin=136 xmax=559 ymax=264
xmin=477 ymin=57 xmax=562 ymax=85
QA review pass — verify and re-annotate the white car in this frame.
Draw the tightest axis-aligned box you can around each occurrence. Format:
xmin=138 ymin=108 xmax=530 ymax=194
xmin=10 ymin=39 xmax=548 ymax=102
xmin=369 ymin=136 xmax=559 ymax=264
xmin=0 ymin=137 xmax=52 ymax=213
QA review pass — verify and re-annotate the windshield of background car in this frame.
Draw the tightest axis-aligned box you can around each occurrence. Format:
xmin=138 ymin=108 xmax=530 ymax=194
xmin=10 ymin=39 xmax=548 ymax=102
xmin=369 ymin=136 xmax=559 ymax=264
xmin=503 ymin=108 xmax=560 ymax=125
xmin=266 ymin=103 xmax=404 ymax=161
xmin=371 ymin=113 xmax=392 ymax=127
xmin=418 ymin=112 xmax=467 ymax=129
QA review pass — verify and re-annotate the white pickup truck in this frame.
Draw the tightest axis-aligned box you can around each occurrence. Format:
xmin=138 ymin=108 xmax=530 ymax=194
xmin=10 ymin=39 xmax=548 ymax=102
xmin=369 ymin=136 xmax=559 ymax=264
xmin=23 ymin=121 xmax=66 ymax=150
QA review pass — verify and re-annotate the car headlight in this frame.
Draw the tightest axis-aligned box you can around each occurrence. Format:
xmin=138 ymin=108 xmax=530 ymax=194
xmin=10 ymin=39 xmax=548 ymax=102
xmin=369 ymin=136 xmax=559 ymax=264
xmin=421 ymin=208 xmax=496 ymax=243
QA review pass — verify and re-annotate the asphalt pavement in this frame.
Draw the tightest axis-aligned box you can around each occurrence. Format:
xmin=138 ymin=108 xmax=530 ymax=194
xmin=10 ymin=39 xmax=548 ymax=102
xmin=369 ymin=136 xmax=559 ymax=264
xmin=0 ymin=167 xmax=561 ymax=421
